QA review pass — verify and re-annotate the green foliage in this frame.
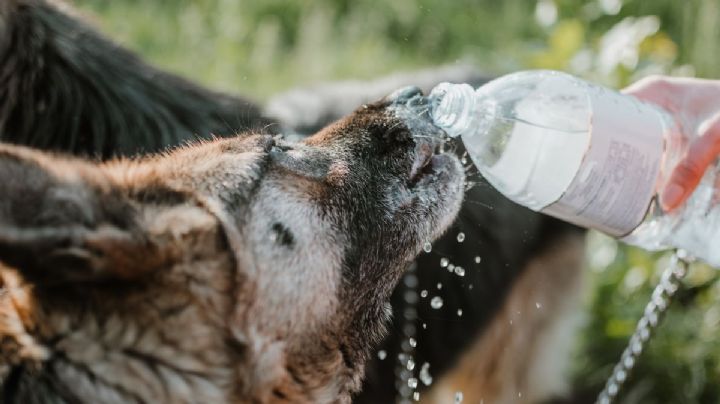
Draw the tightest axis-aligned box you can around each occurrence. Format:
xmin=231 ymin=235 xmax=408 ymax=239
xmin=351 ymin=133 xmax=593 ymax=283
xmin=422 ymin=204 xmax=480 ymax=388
xmin=72 ymin=0 xmax=720 ymax=402
xmin=582 ymin=235 xmax=720 ymax=403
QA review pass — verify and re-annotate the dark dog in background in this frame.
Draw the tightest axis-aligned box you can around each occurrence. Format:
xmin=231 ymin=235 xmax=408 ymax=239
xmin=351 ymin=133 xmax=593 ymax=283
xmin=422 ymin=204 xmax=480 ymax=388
xmin=0 ymin=1 xmax=586 ymax=402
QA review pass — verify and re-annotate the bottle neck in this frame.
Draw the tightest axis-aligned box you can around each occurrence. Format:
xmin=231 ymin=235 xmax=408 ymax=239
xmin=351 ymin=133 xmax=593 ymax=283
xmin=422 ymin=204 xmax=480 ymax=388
xmin=429 ymin=83 xmax=480 ymax=139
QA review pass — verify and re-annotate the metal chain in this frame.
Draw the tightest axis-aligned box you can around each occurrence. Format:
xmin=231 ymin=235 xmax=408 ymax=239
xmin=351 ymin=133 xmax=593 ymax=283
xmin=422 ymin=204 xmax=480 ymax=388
xmin=596 ymin=250 xmax=691 ymax=404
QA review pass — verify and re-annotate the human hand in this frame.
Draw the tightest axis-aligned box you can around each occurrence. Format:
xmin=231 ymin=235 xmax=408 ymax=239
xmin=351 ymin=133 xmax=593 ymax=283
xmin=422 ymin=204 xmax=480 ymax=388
xmin=623 ymin=76 xmax=720 ymax=211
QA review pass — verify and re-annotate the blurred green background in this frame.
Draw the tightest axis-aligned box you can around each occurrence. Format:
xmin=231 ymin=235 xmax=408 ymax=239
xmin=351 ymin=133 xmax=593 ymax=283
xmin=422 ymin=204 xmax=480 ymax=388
xmin=74 ymin=0 xmax=720 ymax=402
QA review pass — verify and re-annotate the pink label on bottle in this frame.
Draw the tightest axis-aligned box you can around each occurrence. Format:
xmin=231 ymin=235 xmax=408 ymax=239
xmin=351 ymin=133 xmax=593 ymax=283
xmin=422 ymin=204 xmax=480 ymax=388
xmin=542 ymin=85 xmax=665 ymax=237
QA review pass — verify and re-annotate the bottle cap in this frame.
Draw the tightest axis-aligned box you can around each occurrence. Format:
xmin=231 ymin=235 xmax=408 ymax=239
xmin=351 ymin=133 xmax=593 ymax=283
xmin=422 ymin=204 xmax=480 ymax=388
xmin=430 ymin=83 xmax=479 ymax=138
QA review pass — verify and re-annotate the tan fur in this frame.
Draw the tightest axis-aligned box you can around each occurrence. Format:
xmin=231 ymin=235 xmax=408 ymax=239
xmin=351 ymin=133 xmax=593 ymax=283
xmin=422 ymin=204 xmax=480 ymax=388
xmin=0 ymin=139 xmax=342 ymax=403
xmin=423 ymin=234 xmax=585 ymax=404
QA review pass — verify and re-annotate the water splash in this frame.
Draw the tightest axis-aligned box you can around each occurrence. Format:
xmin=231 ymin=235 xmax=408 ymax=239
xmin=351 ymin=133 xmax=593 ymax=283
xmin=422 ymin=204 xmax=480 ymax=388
xmin=396 ymin=264 xmax=418 ymax=403
xmin=419 ymin=362 xmax=433 ymax=386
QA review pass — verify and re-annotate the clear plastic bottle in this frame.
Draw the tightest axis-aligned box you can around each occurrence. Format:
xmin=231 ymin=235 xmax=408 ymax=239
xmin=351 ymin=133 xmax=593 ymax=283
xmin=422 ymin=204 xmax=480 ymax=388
xmin=430 ymin=70 xmax=720 ymax=267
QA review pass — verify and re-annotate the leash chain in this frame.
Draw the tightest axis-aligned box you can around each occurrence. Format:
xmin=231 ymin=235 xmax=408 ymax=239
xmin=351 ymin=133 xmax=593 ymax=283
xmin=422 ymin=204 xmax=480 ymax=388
xmin=596 ymin=250 xmax=691 ymax=404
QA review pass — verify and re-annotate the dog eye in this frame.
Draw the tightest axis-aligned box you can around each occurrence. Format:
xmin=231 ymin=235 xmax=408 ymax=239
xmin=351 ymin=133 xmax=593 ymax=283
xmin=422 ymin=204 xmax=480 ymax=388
xmin=271 ymin=222 xmax=295 ymax=248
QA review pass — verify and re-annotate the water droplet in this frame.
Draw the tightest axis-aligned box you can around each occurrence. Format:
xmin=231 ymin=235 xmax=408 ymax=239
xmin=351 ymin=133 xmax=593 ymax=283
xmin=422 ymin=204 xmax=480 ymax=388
xmin=419 ymin=363 xmax=433 ymax=386
xmin=420 ymin=290 xmax=428 ymax=298
xmin=474 ymin=256 xmax=481 ymax=264
xmin=378 ymin=350 xmax=387 ymax=360
xmin=409 ymin=337 xmax=417 ymax=348
xmin=437 ymin=283 xmax=442 ymax=290
xmin=455 ymin=391 xmax=464 ymax=403
xmin=440 ymin=257 xmax=449 ymax=267
xmin=460 ymin=156 xmax=468 ymax=165
xmin=457 ymin=309 xmax=463 ymax=316
xmin=430 ymin=296 xmax=444 ymax=309
xmin=535 ymin=302 xmax=542 ymax=309
xmin=422 ymin=323 xmax=427 ymax=329
xmin=447 ymin=263 xmax=455 ymax=273
xmin=423 ymin=241 xmax=432 ymax=253
xmin=454 ymin=266 xmax=465 ymax=277
xmin=623 ymin=356 xmax=635 ymax=368
xmin=407 ymin=358 xmax=415 ymax=371
xmin=408 ymin=377 xmax=418 ymax=389
xmin=413 ymin=391 xmax=420 ymax=401
xmin=456 ymin=232 xmax=465 ymax=243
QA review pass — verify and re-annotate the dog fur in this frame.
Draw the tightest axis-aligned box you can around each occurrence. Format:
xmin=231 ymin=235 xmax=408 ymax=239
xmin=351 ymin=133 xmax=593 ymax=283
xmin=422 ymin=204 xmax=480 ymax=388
xmin=0 ymin=0 xmax=275 ymax=158
xmin=0 ymin=1 xmax=587 ymax=403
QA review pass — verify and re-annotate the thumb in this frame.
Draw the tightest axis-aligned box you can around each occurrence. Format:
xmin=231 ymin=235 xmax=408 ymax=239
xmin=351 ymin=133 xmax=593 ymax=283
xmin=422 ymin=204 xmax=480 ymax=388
xmin=660 ymin=112 xmax=720 ymax=211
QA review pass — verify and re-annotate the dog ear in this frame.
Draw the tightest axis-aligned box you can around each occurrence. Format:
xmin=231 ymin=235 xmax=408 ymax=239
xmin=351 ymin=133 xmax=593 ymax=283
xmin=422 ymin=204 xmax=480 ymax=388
xmin=0 ymin=145 xmax=166 ymax=284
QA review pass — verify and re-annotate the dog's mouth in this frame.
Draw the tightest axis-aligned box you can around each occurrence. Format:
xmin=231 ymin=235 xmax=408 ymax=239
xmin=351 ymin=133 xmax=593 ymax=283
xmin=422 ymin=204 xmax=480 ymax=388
xmin=386 ymin=86 xmax=460 ymax=190
xmin=407 ymin=136 xmax=450 ymax=188
xmin=381 ymin=86 xmax=465 ymax=245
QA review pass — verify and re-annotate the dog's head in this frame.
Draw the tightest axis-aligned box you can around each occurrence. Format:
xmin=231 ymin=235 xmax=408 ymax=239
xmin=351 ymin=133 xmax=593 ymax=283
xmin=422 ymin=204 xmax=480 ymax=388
xmin=0 ymin=88 xmax=463 ymax=403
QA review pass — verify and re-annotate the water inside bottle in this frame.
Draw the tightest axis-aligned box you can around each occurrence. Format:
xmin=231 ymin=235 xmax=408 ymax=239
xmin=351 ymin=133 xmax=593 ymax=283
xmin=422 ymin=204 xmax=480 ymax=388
xmin=433 ymin=74 xmax=592 ymax=211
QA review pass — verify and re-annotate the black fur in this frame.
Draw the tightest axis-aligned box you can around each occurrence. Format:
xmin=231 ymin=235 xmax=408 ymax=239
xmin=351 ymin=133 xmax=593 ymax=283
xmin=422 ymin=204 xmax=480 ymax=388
xmin=0 ymin=0 xmax=276 ymax=159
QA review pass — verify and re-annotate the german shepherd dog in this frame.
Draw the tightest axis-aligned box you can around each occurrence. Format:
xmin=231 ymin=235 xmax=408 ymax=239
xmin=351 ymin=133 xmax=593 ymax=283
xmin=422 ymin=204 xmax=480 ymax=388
xmin=0 ymin=1 xmax=586 ymax=403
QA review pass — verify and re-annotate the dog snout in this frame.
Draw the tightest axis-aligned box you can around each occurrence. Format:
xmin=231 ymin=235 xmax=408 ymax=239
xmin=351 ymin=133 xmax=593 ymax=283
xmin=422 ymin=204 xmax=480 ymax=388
xmin=386 ymin=86 xmax=424 ymax=105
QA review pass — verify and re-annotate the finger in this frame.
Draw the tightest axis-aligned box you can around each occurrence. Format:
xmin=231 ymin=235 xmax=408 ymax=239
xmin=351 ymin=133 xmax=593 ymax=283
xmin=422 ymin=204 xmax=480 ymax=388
xmin=661 ymin=112 xmax=720 ymax=210
xmin=622 ymin=76 xmax=677 ymax=112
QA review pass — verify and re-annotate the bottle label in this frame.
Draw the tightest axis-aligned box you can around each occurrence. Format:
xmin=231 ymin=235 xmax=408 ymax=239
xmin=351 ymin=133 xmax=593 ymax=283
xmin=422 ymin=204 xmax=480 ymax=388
xmin=542 ymin=84 xmax=665 ymax=237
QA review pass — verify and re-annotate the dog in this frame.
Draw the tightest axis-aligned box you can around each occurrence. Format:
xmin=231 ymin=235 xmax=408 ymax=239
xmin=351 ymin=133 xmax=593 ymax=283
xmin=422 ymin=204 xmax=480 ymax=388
xmin=0 ymin=86 xmax=465 ymax=403
xmin=0 ymin=1 xmax=587 ymax=402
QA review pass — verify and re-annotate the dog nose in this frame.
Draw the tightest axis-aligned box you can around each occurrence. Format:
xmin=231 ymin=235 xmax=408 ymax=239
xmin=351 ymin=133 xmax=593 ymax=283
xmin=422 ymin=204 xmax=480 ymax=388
xmin=387 ymin=86 xmax=423 ymax=104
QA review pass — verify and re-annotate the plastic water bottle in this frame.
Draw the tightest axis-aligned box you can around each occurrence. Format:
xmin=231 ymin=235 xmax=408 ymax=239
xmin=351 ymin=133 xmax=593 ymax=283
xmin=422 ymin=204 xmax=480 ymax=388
xmin=429 ymin=70 xmax=720 ymax=267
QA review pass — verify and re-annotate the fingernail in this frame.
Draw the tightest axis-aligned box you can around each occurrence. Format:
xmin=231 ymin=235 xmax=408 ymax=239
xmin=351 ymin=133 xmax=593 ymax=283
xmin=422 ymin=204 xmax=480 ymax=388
xmin=661 ymin=183 xmax=685 ymax=210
